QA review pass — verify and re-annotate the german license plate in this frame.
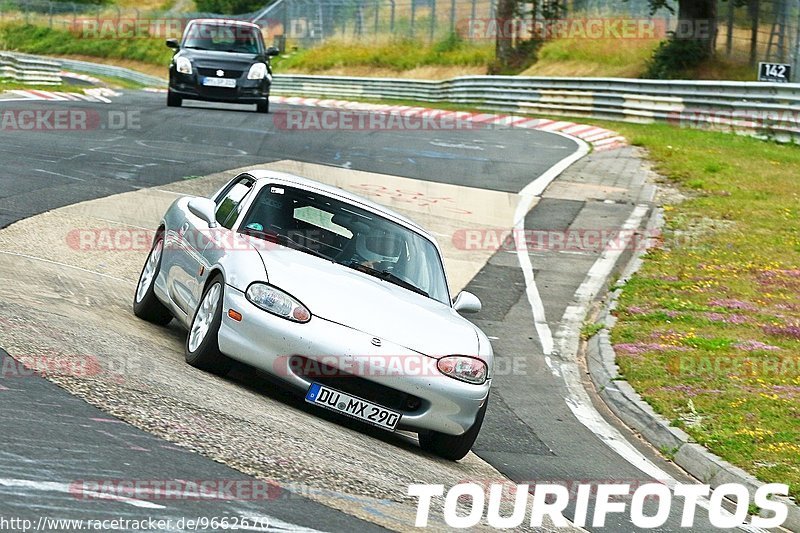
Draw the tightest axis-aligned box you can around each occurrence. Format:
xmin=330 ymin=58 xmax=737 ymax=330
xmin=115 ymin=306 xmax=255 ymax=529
xmin=201 ymin=77 xmax=236 ymax=88
xmin=305 ymin=383 xmax=400 ymax=431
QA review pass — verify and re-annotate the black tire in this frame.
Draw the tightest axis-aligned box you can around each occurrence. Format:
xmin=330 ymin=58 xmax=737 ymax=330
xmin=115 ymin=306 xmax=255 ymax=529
xmin=256 ymin=98 xmax=269 ymax=113
xmin=185 ymin=274 xmax=232 ymax=376
xmin=133 ymin=234 xmax=173 ymax=326
xmin=419 ymin=397 xmax=488 ymax=461
xmin=167 ymin=90 xmax=182 ymax=107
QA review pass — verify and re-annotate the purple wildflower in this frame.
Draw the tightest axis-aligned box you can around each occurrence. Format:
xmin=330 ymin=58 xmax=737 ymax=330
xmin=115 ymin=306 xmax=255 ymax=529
xmin=615 ymin=342 xmax=690 ymax=356
xmin=732 ymin=340 xmax=781 ymax=351
xmin=705 ymin=312 xmax=749 ymax=324
xmin=762 ymin=323 xmax=800 ymax=340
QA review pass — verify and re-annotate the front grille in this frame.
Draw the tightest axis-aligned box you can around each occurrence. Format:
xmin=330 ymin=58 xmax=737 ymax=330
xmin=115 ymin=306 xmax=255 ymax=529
xmin=290 ymin=356 xmax=425 ymax=413
xmin=198 ymin=87 xmax=239 ymax=99
xmin=197 ymin=68 xmax=244 ymax=78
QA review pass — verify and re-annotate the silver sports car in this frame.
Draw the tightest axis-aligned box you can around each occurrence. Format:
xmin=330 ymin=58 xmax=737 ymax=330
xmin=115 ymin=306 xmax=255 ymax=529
xmin=133 ymin=170 xmax=493 ymax=460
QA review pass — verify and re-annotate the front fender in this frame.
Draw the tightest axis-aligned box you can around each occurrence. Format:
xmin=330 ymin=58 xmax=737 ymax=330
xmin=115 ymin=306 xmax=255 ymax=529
xmin=210 ymin=233 xmax=269 ymax=292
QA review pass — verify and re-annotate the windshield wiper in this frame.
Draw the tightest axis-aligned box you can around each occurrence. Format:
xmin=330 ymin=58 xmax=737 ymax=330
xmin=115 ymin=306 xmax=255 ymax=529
xmin=345 ymin=262 xmax=429 ymax=298
xmin=183 ymin=45 xmax=210 ymax=50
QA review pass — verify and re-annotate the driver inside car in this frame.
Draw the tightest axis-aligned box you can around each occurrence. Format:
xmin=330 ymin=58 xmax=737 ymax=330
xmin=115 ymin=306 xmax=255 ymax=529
xmin=342 ymin=223 xmax=405 ymax=270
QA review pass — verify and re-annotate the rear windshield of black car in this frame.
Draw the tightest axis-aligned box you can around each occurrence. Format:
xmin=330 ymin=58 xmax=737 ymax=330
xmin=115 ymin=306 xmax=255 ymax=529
xmin=183 ymin=23 xmax=263 ymax=54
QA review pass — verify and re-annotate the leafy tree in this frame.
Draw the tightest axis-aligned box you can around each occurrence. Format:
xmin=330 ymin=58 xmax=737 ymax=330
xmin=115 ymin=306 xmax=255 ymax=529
xmin=493 ymin=0 xmax=566 ymax=72
xmin=639 ymin=0 xmax=750 ymax=78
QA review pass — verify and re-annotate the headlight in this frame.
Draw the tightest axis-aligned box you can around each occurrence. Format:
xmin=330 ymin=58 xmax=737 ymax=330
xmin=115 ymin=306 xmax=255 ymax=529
xmin=247 ymin=62 xmax=268 ymax=80
xmin=176 ymin=57 xmax=192 ymax=75
xmin=438 ymin=356 xmax=487 ymax=384
xmin=246 ymin=283 xmax=311 ymax=323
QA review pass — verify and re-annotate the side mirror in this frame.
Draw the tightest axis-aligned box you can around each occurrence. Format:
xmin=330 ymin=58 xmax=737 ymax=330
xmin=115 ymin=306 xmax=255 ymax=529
xmin=266 ymin=46 xmax=280 ymax=57
xmin=187 ymin=197 xmax=218 ymax=228
xmin=166 ymin=38 xmax=180 ymax=49
xmin=453 ymin=291 xmax=481 ymax=314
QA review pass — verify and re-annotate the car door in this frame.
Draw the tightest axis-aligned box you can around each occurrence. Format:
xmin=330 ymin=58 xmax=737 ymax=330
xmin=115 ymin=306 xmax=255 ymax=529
xmin=183 ymin=175 xmax=256 ymax=317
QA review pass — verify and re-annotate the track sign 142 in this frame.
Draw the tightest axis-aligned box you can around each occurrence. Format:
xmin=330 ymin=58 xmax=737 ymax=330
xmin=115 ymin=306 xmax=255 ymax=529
xmin=759 ymin=62 xmax=792 ymax=83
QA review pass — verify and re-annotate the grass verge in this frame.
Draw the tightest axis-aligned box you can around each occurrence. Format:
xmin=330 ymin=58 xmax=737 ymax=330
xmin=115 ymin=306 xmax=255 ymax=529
xmin=0 ymin=23 xmax=171 ymax=66
xmin=274 ymin=34 xmax=494 ymax=73
xmin=0 ymin=80 xmax=83 ymax=92
xmin=608 ymin=122 xmax=800 ymax=501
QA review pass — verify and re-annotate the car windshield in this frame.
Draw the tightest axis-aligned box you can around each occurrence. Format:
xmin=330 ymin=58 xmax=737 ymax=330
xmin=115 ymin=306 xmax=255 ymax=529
xmin=239 ymin=184 xmax=451 ymax=305
xmin=183 ymin=22 xmax=262 ymax=54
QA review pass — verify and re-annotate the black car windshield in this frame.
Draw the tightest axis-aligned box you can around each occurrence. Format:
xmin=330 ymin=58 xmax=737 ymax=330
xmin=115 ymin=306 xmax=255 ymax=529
xmin=239 ymin=184 xmax=451 ymax=305
xmin=183 ymin=22 xmax=262 ymax=54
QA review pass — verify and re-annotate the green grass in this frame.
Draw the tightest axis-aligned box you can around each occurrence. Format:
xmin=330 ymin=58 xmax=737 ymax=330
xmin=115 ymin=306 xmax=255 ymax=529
xmin=522 ymin=36 xmax=661 ymax=78
xmin=275 ymin=34 xmax=493 ymax=73
xmin=88 ymin=72 xmax=147 ymax=90
xmin=0 ymin=23 xmax=170 ymax=66
xmin=0 ymin=80 xmax=84 ymax=92
xmin=606 ymin=122 xmax=800 ymax=500
xmin=580 ymin=321 xmax=604 ymax=341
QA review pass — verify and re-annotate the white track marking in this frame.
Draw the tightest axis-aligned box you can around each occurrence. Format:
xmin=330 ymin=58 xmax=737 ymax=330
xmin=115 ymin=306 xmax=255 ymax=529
xmin=514 ymin=143 xmax=766 ymax=529
xmin=514 ymin=133 xmax=590 ymax=356
xmin=0 ymin=251 xmax=129 ymax=283
xmin=0 ymin=478 xmax=164 ymax=509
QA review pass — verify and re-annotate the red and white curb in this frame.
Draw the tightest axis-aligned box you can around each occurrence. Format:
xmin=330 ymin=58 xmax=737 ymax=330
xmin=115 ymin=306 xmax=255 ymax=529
xmin=4 ymin=88 xmax=120 ymax=104
xmin=270 ymin=95 xmax=627 ymax=152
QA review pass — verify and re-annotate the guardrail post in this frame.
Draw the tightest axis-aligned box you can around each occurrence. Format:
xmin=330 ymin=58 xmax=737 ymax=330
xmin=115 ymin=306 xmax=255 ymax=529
xmin=410 ymin=0 xmax=416 ymax=37
xmin=449 ymin=0 xmax=455 ymax=34
xmin=725 ymin=0 xmax=734 ymax=57
xmin=749 ymin=0 xmax=760 ymax=66
xmin=429 ymin=0 xmax=436 ymax=42
xmin=373 ymin=0 xmax=379 ymax=36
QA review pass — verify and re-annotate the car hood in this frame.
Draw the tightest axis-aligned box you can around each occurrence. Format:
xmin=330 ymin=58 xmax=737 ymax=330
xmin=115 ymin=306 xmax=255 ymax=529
xmin=179 ymin=49 xmax=261 ymax=69
xmin=255 ymin=247 xmax=479 ymax=358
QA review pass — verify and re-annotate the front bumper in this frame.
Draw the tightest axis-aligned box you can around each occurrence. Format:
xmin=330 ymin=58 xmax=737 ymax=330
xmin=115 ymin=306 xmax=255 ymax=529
xmin=169 ymin=71 xmax=269 ymax=104
xmin=218 ymin=285 xmax=490 ymax=436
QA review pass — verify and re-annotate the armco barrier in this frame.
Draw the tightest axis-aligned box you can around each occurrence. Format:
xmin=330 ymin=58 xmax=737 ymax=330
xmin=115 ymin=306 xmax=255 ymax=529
xmin=0 ymin=52 xmax=167 ymax=87
xmin=271 ymin=74 xmax=800 ymax=141
xmin=3 ymin=51 xmax=799 ymax=141
xmin=0 ymin=51 xmax=61 ymax=84
xmin=56 ymin=57 xmax=167 ymax=88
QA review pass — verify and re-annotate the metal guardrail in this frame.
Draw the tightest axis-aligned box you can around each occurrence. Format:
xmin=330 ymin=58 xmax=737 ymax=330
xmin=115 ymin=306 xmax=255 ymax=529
xmin=0 ymin=52 xmax=167 ymax=87
xmin=3 ymin=51 xmax=799 ymax=141
xmin=0 ymin=51 xmax=61 ymax=84
xmin=271 ymin=74 xmax=800 ymax=141
xmin=56 ymin=57 xmax=167 ymax=88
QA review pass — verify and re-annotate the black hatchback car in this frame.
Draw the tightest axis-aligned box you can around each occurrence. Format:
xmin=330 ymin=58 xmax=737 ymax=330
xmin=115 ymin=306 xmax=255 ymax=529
xmin=166 ymin=19 xmax=279 ymax=113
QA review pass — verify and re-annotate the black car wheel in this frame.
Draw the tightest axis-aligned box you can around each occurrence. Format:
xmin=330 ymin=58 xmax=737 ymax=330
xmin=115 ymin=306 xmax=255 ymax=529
xmin=167 ymin=90 xmax=182 ymax=107
xmin=256 ymin=98 xmax=269 ymax=113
